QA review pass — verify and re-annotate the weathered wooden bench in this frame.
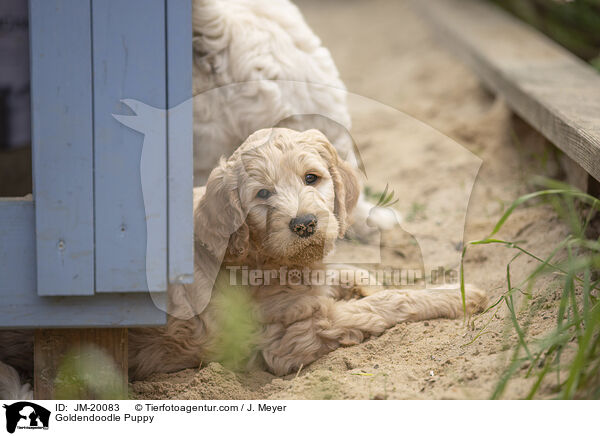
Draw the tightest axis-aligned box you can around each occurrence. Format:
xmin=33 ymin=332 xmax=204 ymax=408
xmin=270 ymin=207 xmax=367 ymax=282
xmin=415 ymin=0 xmax=600 ymax=193
xmin=0 ymin=0 xmax=193 ymax=399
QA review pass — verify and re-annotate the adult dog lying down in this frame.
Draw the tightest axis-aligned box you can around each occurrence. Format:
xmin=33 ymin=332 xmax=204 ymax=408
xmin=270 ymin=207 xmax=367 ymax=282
xmin=0 ymin=128 xmax=486 ymax=398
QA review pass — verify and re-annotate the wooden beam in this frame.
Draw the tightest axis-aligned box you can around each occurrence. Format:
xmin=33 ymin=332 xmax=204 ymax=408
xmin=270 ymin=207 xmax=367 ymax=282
xmin=415 ymin=0 xmax=600 ymax=184
xmin=92 ymin=0 xmax=168 ymax=293
xmin=34 ymin=328 xmax=128 ymax=400
xmin=29 ymin=0 xmax=95 ymax=296
xmin=166 ymin=0 xmax=195 ymax=285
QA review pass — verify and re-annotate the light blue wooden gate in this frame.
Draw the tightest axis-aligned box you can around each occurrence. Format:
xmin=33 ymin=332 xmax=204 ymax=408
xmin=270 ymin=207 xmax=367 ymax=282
xmin=0 ymin=0 xmax=193 ymax=328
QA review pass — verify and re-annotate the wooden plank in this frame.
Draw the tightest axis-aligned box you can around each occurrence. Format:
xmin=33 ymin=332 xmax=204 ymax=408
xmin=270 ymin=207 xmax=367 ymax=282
xmin=0 ymin=200 xmax=167 ymax=328
xmin=92 ymin=0 xmax=168 ymax=292
xmin=415 ymin=0 xmax=600 ymax=183
xmin=166 ymin=0 xmax=194 ymax=284
xmin=29 ymin=0 xmax=95 ymax=296
xmin=34 ymin=328 xmax=128 ymax=399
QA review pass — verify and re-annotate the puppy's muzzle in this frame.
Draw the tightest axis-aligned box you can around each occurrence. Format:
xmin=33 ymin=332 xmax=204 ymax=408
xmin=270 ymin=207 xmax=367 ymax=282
xmin=289 ymin=214 xmax=318 ymax=238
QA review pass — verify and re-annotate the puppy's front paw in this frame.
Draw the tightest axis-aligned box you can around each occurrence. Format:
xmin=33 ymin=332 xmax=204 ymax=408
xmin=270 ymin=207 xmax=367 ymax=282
xmin=463 ymin=285 xmax=488 ymax=314
xmin=344 ymin=284 xmax=376 ymax=299
xmin=329 ymin=265 xmax=383 ymax=299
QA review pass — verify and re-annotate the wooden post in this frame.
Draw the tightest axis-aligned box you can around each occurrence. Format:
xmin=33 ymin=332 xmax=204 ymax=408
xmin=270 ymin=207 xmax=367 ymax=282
xmin=559 ymin=153 xmax=592 ymax=194
xmin=34 ymin=328 xmax=128 ymax=400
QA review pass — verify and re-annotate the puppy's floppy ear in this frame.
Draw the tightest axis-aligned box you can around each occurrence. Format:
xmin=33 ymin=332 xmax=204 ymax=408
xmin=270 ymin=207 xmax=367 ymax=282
xmin=306 ymin=129 xmax=359 ymax=237
xmin=170 ymin=161 xmax=249 ymax=320
xmin=194 ymin=157 xmax=249 ymax=262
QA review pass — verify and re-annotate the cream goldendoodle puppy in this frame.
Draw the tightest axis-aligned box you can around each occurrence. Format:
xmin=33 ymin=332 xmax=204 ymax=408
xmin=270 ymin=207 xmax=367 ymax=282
xmin=0 ymin=128 xmax=486 ymax=397
xmin=127 ymin=128 xmax=487 ymax=378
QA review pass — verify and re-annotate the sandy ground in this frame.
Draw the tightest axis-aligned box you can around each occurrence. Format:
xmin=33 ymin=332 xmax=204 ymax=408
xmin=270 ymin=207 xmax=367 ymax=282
xmin=131 ymin=0 xmax=571 ymax=399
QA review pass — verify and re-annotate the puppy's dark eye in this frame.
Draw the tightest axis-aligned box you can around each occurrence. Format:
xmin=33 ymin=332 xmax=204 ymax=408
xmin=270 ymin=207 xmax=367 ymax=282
xmin=256 ymin=189 xmax=271 ymax=199
xmin=305 ymin=173 xmax=318 ymax=185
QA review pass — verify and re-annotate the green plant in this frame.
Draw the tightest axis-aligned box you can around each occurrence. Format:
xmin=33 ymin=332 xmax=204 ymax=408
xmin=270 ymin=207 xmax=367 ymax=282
xmin=363 ymin=184 xmax=399 ymax=208
xmin=54 ymin=345 xmax=127 ymax=400
xmin=209 ymin=271 xmax=261 ymax=371
xmin=406 ymin=202 xmax=427 ymax=222
xmin=460 ymin=177 xmax=600 ymax=399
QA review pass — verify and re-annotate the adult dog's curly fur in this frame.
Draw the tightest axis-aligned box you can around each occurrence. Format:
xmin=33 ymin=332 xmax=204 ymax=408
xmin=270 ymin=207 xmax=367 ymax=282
xmin=192 ymin=0 xmax=354 ymax=183
xmin=0 ymin=128 xmax=486 ymax=397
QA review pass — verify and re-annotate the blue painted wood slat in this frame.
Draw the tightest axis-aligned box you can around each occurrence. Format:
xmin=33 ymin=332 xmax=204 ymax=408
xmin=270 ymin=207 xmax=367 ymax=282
xmin=29 ymin=0 xmax=95 ymax=296
xmin=92 ymin=0 xmax=168 ymax=292
xmin=166 ymin=0 xmax=194 ymax=284
xmin=0 ymin=200 xmax=167 ymax=328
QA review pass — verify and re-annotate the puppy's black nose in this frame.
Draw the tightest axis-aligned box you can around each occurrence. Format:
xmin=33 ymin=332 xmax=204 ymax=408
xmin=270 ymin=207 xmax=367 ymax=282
xmin=289 ymin=214 xmax=318 ymax=238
